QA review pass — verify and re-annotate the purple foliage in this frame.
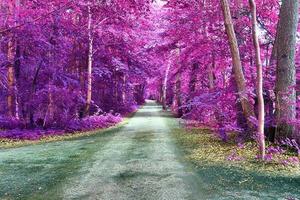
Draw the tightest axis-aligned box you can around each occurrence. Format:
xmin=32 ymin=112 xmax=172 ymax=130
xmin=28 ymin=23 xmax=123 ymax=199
xmin=0 ymin=0 xmax=150 ymax=140
xmin=264 ymin=154 xmax=273 ymax=162
xmin=0 ymin=129 xmax=65 ymax=140
xmin=227 ymin=150 xmax=244 ymax=161
xmin=281 ymin=157 xmax=300 ymax=166
xmin=218 ymin=128 xmax=228 ymax=142
xmin=0 ymin=0 xmax=299 ymax=152
xmin=280 ymin=138 xmax=300 ymax=155
xmin=0 ymin=114 xmax=122 ymax=140
xmin=66 ymin=113 xmax=122 ymax=132
xmin=0 ymin=116 xmax=24 ymax=130
xmin=237 ymin=143 xmax=245 ymax=149
xmin=266 ymin=146 xmax=285 ymax=155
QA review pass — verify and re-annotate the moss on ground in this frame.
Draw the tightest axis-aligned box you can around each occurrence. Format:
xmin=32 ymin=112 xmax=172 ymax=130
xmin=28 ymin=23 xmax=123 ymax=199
xmin=172 ymin=128 xmax=300 ymax=176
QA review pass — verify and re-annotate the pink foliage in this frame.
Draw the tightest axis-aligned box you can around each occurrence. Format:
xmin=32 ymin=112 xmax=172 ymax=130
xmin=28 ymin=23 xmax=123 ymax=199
xmin=0 ymin=0 xmax=300 ymax=144
xmin=0 ymin=113 xmax=122 ymax=140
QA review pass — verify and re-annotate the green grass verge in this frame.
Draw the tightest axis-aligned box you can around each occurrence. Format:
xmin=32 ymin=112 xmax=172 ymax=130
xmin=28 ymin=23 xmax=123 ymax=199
xmin=172 ymin=127 xmax=300 ymax=176
xmin=0 ymin=117 xmax=132 ymax=149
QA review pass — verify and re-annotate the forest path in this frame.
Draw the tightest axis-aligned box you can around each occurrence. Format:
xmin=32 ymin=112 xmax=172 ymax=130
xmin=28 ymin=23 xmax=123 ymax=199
xmin=60 ymin=100 xmax=202 ymax=200
xmin=0 ymin=100 xmax=299 ymax=200
xmin=0 ymin=100 xmax=204 ymax=200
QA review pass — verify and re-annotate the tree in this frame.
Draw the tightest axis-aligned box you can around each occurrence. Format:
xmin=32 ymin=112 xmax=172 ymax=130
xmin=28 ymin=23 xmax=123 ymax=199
xmin=6 ymin=0 xmax=19 ymax=118
xmin=7 ymin=33 xmax=16 ymax=117
xmin=249 ymin=0 xmax=265 ymax=159
xmin=220 ymin=0 xmax=255 ymax=132
xmin=275 ymin=0 xmax=299 ymax=139
xmin=162 ymin=56 xmax=171 ymax=110
xmin=85 ymin=4 xmax=93 ymax=116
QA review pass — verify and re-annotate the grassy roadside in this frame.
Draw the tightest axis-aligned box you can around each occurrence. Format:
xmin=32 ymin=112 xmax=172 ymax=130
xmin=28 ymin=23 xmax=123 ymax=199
xmin=172 ymin=127 xmax=300 ymax=177
xmin=0 ymin=103 xmax=144 ymax=149
xmin=0 ymin=112 xmax=137 ymax=149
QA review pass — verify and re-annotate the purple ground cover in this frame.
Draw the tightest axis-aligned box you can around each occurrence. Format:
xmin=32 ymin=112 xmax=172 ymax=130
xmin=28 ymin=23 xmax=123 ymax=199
xmin=0 ymin=114 xmax=122 ymax=140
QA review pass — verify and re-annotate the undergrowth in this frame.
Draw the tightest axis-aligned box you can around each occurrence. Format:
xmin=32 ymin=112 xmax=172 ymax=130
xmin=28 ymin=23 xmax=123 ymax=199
xmin=0 ymin=117 xmax=130 ymax=149
xmin=173 ymin=128 xmax=300 ymax=176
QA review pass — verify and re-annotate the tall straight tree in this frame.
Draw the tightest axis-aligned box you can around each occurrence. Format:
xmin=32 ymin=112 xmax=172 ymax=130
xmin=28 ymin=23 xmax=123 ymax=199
xmin=249 ymin=0 xmax=265 ymax=159
xmin=275 ymin=0 xmax=299 ymax=139
xmin=220 ymin=0 xmax=255 ymax=132
xmin=162 ymin=57 xmax=171 ymax=110
xmin=85 ymin=4 xmax=93 ymax=115
xmin=6 ymin=0 xmax=19 ymax=118
xmin=7 ymin=34 xmax=16 ymax=117
xmin=174 ymin=47 xmax=182 ymax=116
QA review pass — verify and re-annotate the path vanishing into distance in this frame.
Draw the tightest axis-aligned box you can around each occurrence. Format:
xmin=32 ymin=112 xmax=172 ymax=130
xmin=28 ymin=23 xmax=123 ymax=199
xmin=0 ymin=101 xmax=300 ymax=200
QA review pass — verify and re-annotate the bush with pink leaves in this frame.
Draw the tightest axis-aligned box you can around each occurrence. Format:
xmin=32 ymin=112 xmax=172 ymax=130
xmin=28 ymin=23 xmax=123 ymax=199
xmin=281 ymin=157 xmax=300 ymax=167
xmin=66 ymin=113 xmax=122 ymax=132
xmin=0 ymin=129 xmax=65 ymax=140
xmin=0 ymin=116 xmax=24 ymax=130
xmin=0 ymin=114 xmax=122 ymax=141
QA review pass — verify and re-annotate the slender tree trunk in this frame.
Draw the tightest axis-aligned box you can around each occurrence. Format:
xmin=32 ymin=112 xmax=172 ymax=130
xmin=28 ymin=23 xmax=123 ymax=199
xmin=14 ymin=0 xmax=20 ymax=119
xmin=159 ymin=83 xmax=163 ymax=103
xmin=249 ymin=0 xmax=265 ymax=159
xmin=189 ymin=62 xmax=198 ymax=93
xmin=85 ymin=5 xmax=93 ymax=116
xmin=14 ymin=40 xmax=21 ymax=120
xmin=174 ymin=48 xmax=182 ymax=116
xmin=186 ymin=62 xmax=198 ymax=113
xmin=79 ymin=53 xmax=85 ymax=90
xmin=220 ymin=0 xmax=255 ymax=132
xmin=174 ymin=71 xmax=182 ymax=117
xmin=7 ymin=37 xmax=16 ymax=117
xmin=162 ymin=58 xmax=171 ymax=110
xmin=269 ymin=22 xmax=279 ymax=67
xmin=275 ymin=0 xmax=299 ymax=139
xmin=207 ymin=52 xmax=227 ymax=141
xmin=208 ymin=52 xmax=215 ymax=90
xmin=122 ymin=75 xmax=126 ymax=104
xmin=43 ymin=84 xmax=54 ymax=128
xmin=6 ymin=0 xmax=20 ymax=118
xmin=28 ymin=62 xmax=42 ymax=127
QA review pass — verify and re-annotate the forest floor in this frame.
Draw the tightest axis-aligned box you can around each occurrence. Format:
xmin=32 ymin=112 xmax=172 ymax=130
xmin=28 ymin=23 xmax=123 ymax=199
xmin=0 ymin=100 xmax=299 ymax=200
xmin=0 ymin=118 xmax=128 ymax=149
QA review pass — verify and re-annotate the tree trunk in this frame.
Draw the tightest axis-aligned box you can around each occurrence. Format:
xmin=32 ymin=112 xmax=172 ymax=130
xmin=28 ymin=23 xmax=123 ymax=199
xmin=269 ymin=21 xmax=280 ymax=67
xmin=189 ymin=62 xmax=198 ymax=93
xmin=174 ymin=71 xmax=182 ymax=117
xmin=7 ymin=36 xmax=16 ymax=117
xmin=249 ymin=0 xmax=265 ymax=159
xmin=162 ymin=58 xmax=171 ymax=110
xmin=159 ymin=83 xmax=163 ymax=103
xmin=275 ymin=0 xmax=299 ymax=139
xmin=85 ymin=5 xmax=93 ymax=116
xmin=220 ymin=0 xmax=255 ymax=133
xmin=208 ymin=52 xmax=215 ymax=90
xmin=122 ymin=75 xmax=126 ymax=104
xmin=6 ymin=0 xmax=19 ymax=118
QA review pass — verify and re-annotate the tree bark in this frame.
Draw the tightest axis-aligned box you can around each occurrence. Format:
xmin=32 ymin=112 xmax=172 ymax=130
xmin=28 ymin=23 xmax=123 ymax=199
xmin=269 ymin=26 xmax=278 ymax=67
xmin=7 ymin=36 xmax=16 ymax=117
xmin=6 ymin=0 xmax=19 ymax=118
xmin=189 ymin=62 xmax=198 ymax=93
xmin=174 ymin=71 xmax=182 ymax=117
xmin=85 ymin=5 xmax=93 ymax=116
xmin=275 ymin=0 xmax=299 ymax=139
xmin=220 ymin=0 xmax=255 ymax=133
xmin=208 ymin=52 xmax=215 ymax=90
xmin=249 ymin=0 xmax=265 ymax=159
xmin=122 ymin=75 xmax=126 ymax=104
xmin=162 ymin=58 xmax=171 ymax=110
